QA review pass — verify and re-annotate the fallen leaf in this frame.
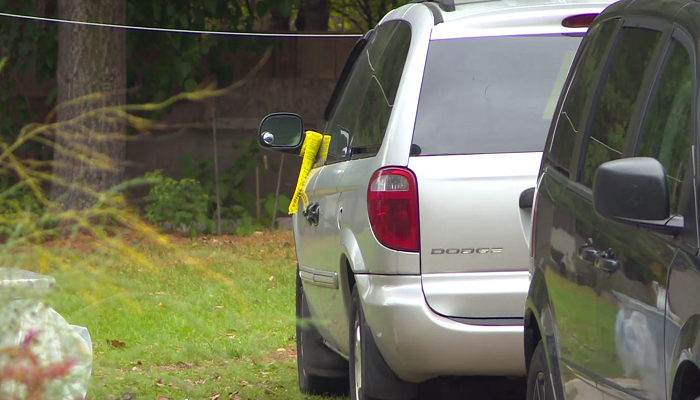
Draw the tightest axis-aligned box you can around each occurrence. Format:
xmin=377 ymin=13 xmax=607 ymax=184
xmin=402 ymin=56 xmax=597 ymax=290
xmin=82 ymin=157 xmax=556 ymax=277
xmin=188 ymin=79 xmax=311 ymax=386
xmin=276 ymin=348 xmax=285 ymax=352
xmin=107 ymin=339 xmax=126 ymax=348
xmin=210 ymin=395 xmax=221 ymax=400
xmin=268 ymin=276 xmax=274 ymax=281
xmin=119 ymin=392 xmax=137 ymax=400
xmin=214 ymin=305 xmax=224 ymax=310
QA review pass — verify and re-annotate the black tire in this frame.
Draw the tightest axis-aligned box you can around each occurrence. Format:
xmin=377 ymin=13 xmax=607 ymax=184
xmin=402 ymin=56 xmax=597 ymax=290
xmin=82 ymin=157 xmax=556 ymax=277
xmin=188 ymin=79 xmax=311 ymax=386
xmin=526 ymin=341 xmax=555 ymax=400
xmin=349 ymin=286 xmax=417 ymax=400
xmin=296 ymin=268 xmax=348 ymax=396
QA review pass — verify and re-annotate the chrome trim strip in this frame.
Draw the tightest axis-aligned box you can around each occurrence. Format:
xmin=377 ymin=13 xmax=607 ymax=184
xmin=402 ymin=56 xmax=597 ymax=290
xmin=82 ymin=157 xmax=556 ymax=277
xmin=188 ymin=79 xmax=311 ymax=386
xmin=299 ymin=266 xmax=339 ymax=289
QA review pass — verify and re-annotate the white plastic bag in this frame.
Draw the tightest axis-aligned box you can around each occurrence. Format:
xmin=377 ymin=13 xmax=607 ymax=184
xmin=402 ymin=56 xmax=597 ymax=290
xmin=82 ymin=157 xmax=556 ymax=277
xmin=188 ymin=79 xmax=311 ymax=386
xmin=0 ymin=269 xmax=92 ymax=400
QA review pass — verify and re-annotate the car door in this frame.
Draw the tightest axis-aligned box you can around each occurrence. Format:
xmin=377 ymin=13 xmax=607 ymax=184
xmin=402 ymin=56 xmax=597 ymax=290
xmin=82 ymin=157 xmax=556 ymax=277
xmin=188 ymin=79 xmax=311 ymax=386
xmin=592 ymin=26 xmax=698 ymax=400
xmin=535 ymin=18 xmax=618 ymax=399
xmin=295 ymin=34 xmax=370 ymax=340
xmin=311 ymin=20 xmax=413 ymax=353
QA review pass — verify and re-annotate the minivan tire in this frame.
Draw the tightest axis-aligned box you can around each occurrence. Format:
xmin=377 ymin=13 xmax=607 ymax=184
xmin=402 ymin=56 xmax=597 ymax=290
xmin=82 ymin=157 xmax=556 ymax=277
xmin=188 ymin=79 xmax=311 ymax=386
xmin=527 ymin=341 xmax=555 ymax=400
xmin=350 ymin=286 xmax=418 ymax=400
xmin=296 ymin=268 xmax=348 ymax=396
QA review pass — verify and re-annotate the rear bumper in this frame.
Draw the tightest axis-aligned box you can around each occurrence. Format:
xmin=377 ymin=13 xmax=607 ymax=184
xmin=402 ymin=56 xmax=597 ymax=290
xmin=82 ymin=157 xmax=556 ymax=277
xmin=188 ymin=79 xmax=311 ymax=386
xmin=355 ymin=274 xmax=526 ymax=383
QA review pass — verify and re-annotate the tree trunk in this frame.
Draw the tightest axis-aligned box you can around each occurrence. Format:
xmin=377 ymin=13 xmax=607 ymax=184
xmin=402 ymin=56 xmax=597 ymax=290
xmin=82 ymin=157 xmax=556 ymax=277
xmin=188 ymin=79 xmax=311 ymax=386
xmin=296 ymin=0 xmax=330 ymax=31
xmin=51 ymin=0 xmax=126 ymax=210
xmin=269 ymin=6 xmax=290 ymax=31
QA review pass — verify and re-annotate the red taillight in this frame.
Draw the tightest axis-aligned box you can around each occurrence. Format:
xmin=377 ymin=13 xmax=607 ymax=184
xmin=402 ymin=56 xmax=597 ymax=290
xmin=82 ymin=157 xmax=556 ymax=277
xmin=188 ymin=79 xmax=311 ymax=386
xmin=367 ymin=168 xmax=420 ymax=252
xmin=562 ymin=13 xmax=598 ymax=29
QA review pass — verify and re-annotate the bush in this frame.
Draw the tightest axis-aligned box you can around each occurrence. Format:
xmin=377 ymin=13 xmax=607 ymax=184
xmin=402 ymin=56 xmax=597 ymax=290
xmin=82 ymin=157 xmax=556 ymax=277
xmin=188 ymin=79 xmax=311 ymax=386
xmin=143 ymin=170 xmax=212 ymax=236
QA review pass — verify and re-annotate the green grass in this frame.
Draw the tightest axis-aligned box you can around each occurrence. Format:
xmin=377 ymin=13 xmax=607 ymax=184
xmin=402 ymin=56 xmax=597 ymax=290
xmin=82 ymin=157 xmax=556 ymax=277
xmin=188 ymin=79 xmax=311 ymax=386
xmin=33 ymin=230 xmax=341 ymax=400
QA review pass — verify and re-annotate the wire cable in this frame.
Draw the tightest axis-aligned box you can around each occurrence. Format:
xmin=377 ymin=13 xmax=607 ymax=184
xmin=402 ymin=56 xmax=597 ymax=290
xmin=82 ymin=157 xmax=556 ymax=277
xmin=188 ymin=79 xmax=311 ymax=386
xmin=0 ymin=11 xmax=363 ymax=39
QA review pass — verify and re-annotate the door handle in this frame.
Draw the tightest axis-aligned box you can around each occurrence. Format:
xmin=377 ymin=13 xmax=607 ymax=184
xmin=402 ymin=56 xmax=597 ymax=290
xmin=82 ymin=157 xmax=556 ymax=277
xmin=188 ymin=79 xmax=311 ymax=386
xmin=577 ymin=246 xmax=599 ymax=263
xmin=577 ymin=239 xmax=598 ymax=263
xmin=595 ymin=249 xmax=621 ymax=274
xmin=303 ymin=203 xmax=320 ymax=226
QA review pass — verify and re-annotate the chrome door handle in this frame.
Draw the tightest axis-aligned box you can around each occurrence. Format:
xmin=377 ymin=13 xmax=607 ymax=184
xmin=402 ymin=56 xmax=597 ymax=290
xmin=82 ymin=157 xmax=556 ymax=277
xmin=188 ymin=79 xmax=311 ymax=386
xmin=577 ymin=239 xmax=598 ymax=263
xmin=595 ymin=250 xmax=621 ymax=274
xmin=303 ymin=203 xmax=320 ymax=226
xmin=577 ymin=246 xmax=599 ymax=263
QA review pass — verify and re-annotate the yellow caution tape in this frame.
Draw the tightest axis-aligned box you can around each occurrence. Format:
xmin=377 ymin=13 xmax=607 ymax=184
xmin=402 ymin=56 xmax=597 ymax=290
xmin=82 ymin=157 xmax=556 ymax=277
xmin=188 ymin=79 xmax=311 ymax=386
xmin=289 ymin=130 xmax=325 ymax=215
xmin=319 ymin=134 xmax=331 ymax=160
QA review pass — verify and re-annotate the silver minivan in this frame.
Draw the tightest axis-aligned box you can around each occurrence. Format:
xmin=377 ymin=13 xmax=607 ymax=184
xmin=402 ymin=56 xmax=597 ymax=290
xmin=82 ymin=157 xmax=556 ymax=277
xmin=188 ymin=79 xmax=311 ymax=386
xmin=258 ymin=0 xmax=613 ymax=398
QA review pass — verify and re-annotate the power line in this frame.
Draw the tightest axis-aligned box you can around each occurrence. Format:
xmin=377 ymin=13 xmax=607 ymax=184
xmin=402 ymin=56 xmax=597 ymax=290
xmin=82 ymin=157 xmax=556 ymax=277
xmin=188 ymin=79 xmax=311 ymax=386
xmin=0 ymin=12 xmax=363 ymax=39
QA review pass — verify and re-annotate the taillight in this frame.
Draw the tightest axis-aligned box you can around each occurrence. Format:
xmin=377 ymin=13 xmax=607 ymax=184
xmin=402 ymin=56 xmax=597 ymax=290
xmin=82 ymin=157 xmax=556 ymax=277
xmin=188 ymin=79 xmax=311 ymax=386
xmin=367 ymin=167 xmax=420 ymax=252
xmin=562 ymin=14 xmax=598 ymax=29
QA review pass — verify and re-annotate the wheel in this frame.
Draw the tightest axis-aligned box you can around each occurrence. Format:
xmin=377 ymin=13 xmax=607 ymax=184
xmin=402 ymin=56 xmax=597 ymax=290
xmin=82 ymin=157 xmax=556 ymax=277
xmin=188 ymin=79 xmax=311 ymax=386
xmin=296 ymin=268 xmax=348 ymax=396
xmin=526 ymin=341 xmax=555 ymax=400
xmin=349 ymin=286 xmax=417 ymax=400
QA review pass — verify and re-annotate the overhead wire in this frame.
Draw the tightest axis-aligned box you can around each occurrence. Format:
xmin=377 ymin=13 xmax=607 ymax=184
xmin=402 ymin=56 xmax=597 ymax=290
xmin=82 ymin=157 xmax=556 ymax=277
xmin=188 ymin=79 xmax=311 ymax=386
xmin=0 ymin=11 xmax=363 ymax=39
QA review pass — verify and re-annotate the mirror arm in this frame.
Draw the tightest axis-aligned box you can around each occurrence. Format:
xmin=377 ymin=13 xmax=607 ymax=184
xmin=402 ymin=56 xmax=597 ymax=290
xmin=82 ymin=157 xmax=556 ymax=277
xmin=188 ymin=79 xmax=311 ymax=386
xmin=615 ymin=215 xmax=685 ymax=236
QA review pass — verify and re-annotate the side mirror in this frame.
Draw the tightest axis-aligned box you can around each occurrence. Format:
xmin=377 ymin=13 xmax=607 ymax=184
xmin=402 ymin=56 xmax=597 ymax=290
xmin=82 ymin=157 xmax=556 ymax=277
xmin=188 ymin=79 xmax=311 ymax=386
xmin=258 ymin=113 xmax=305 ymax=155
xmin=593 ymin=157 xmax=683 ymax=235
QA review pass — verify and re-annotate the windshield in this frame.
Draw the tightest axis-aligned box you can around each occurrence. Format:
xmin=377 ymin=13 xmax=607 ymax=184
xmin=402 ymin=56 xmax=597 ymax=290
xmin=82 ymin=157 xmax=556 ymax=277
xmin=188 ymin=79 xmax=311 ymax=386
xmin=411 ymin=35 xmax=581 ymax=156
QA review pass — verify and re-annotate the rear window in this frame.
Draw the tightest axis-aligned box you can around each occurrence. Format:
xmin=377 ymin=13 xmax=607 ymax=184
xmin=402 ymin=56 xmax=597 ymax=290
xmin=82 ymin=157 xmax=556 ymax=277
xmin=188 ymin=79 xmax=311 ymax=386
xmin=412 ymin=35 xmax=582 ymax=156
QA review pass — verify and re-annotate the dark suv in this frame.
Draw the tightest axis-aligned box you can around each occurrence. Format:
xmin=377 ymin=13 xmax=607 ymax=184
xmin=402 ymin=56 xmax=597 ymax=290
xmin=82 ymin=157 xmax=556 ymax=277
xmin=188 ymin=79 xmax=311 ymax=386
xmin=525 ymin=0 xmax=700 ymax=399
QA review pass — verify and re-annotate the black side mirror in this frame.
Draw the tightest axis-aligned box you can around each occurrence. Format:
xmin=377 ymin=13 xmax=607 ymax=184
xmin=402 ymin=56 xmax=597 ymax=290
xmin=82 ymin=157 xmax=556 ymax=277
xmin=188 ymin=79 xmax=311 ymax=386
xmin=593 ymin=157 xmax=683 ymax=235
xmin=258 ymin=113 xmax=305 ymax=155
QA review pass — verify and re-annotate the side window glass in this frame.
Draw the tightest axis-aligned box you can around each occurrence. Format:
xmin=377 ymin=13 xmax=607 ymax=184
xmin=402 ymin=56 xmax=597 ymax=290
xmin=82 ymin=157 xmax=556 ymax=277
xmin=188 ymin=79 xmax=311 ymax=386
xmin=580 ymin=27 xmax=662 ymax=187
xmin=324 ymin=21 xmax=411 ymax=162
xmin=351 ymin=22 xmax=411 ymax=158
xmin=637 ymin=40 xmax=693 ymax=215
xmin=548 ymin=20 xmax=617 ymax=175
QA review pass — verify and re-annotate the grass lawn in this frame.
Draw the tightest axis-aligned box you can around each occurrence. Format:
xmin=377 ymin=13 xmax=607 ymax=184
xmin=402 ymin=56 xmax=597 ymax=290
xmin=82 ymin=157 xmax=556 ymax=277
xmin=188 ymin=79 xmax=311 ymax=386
xmin=31 ymin=230 xmax=342 ymax=400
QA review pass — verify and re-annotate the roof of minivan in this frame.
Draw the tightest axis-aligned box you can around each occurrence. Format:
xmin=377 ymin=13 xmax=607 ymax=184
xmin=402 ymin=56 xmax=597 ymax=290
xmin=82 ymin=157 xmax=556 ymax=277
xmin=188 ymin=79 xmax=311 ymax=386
xmin=404 ymin=0 xmax=616 ymax=39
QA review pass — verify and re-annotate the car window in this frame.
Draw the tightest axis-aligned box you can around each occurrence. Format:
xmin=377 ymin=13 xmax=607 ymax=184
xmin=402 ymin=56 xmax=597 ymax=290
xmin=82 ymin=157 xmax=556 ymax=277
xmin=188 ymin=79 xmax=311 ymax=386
xmin=580 ymin=27 xmax=662 ymax=187
xmin=637 ymin=40 xmax=693 ymax=215
xmin=411 ymin=34 xmax=582 ymax=156
xmin=548 ymin=20 xmax=617 ymax=176
xmin=324 ymin=21 xmax=411 ymax=162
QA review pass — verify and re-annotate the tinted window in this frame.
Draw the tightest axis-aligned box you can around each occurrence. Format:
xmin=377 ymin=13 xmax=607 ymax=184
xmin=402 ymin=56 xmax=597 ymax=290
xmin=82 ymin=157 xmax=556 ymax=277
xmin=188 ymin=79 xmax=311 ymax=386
xmin=581 ymin=28 xmax=661 ymax=187
xmin=637 ymin=40 xmax=693 ymax=214
xmin=324 ymin=21 xmax=411 ymax=161
xmin=548 ymin=21 xmax=617 ymax=175
xmin=411 ymin=35 xmax=582 ymax=156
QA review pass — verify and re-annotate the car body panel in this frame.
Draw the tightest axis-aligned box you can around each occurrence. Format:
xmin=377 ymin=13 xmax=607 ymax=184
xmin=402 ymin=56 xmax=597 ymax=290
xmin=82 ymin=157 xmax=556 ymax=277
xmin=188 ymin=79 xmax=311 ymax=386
xmin=356 ymin=273 xmax=525 ymax=382
xmin=421 ymin=271 xmax=530 ymax=318
xmin=410 ymin=152 xmax=539 ymax=276
xmin=664 ymin=250 xmax=700 ymax=399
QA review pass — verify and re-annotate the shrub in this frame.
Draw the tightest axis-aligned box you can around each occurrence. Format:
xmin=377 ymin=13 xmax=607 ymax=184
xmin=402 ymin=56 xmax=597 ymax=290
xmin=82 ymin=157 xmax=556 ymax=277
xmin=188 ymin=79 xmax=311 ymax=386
xmin=143 ymin=170 xmax=212 ymax=236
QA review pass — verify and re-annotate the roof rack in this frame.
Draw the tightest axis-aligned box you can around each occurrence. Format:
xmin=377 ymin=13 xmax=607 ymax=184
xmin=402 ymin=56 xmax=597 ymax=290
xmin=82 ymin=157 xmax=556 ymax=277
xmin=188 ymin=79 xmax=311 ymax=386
xmin=410 ymin=0 xmax=456 ymax=12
